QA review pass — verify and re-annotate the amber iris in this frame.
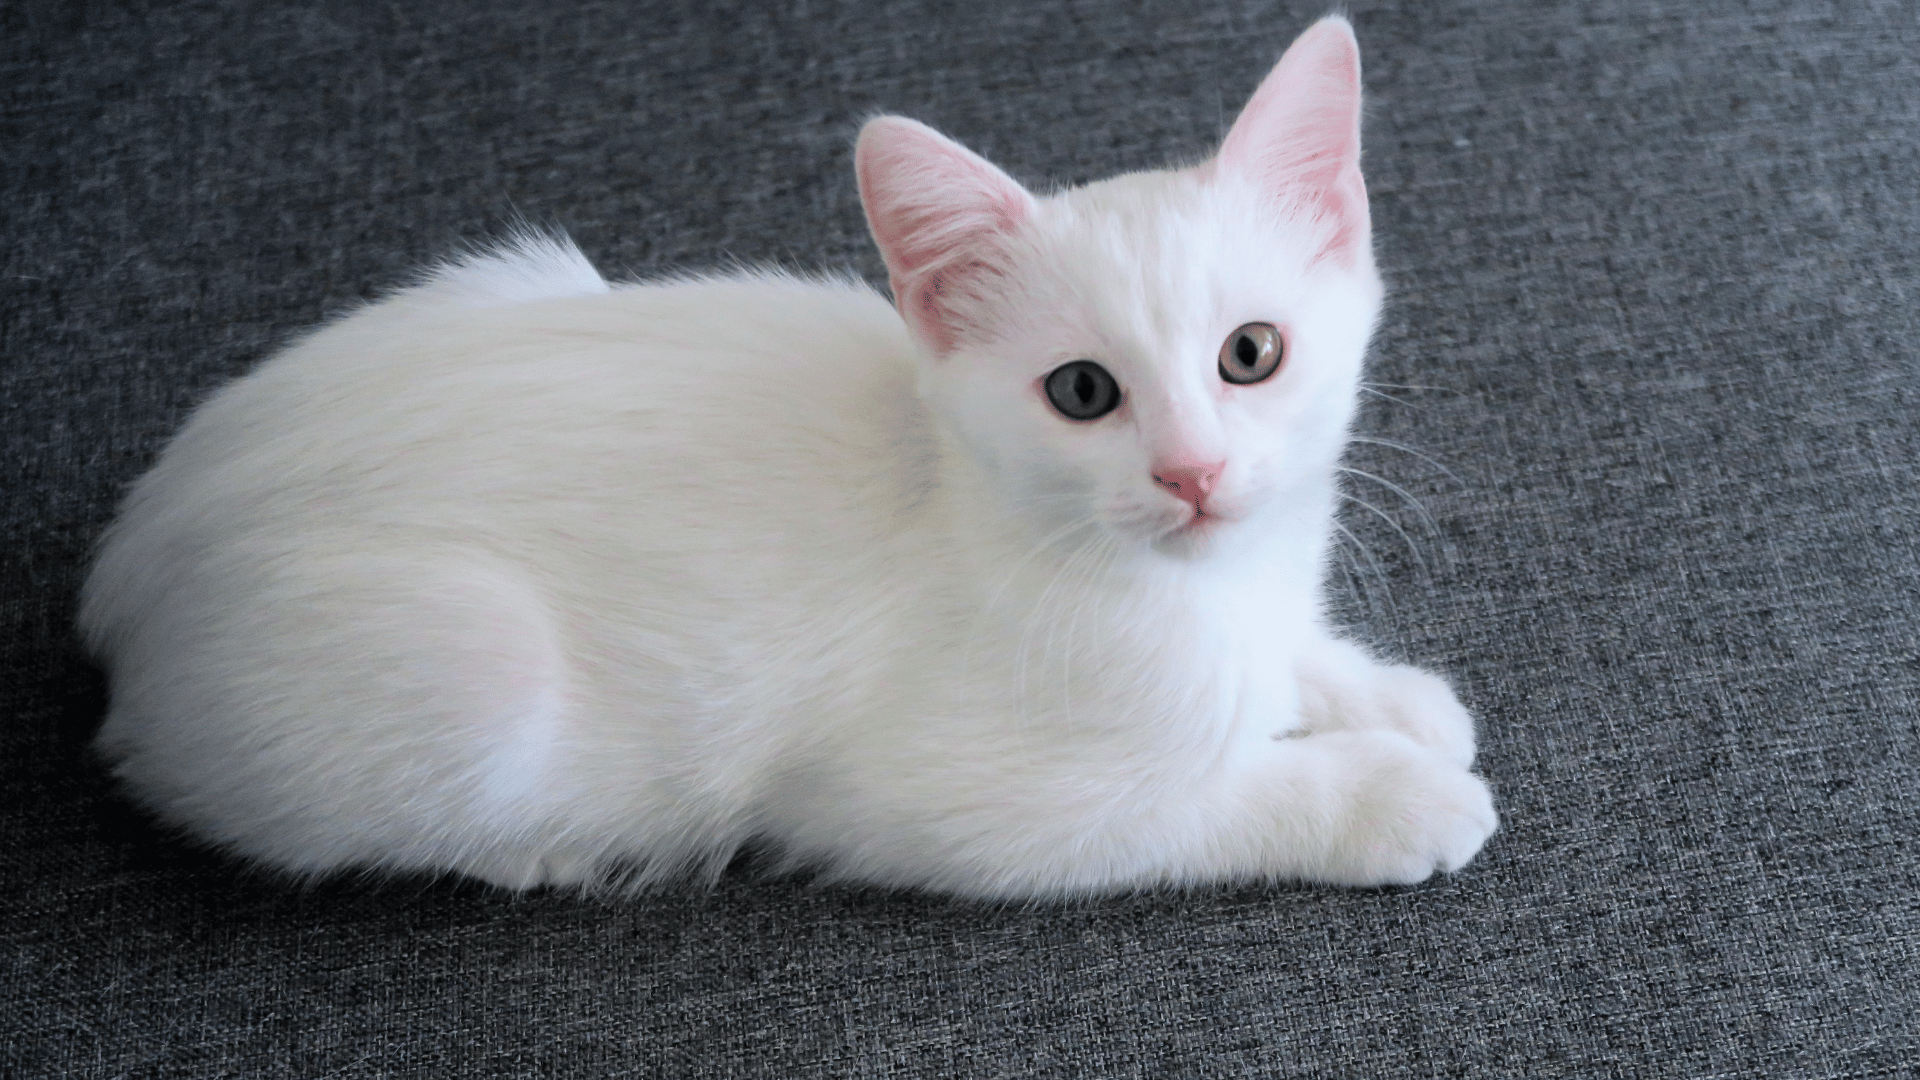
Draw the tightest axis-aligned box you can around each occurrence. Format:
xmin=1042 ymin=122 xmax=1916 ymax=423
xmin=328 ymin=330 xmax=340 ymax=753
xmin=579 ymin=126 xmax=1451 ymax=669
xmin=1219 ymin=323 xmax=1283 ymax=384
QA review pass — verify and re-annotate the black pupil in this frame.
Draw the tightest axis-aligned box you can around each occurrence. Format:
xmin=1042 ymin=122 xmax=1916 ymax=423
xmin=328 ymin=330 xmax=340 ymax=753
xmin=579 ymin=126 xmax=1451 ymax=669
xmin=1073 ymin=369 xmax=1096 ymax=404
xmin=1235 ymin=334 xmax=1258 ymax=368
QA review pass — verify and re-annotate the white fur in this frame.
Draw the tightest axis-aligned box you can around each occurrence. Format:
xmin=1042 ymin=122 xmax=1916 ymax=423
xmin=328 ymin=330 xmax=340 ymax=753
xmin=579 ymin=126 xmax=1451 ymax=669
xmin=80 ymin=18 xmax=1494 ymax=899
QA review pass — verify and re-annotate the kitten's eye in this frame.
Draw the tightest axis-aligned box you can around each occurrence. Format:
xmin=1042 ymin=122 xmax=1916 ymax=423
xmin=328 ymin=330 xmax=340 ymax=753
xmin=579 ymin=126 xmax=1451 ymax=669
xmin=1043 ymin=360 xmax=1122 ymax=421
xmin=1219 ymin=323 xmax=1284 ymax=385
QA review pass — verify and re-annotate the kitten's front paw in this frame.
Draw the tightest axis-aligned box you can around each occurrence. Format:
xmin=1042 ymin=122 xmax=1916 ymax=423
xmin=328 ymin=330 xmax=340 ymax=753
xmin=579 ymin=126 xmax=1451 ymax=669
xmin=1313 ymin=735 xmax=1498 ymax=887
xmin=1367 ymin=663 xmax=1478 ymax=769
xmin=1297 ymin=640 xmax=1478 ymax=768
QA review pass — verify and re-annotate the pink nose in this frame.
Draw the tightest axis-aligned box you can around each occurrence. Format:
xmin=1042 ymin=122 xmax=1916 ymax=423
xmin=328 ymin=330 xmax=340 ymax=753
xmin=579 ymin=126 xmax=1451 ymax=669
xmin=1152 ymin=461 xmax=1223 ymax=512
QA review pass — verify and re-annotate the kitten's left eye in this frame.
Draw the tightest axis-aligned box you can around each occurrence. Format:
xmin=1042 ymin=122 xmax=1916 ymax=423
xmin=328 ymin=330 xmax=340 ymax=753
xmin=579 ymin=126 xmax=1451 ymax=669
xmin=1219 ymin=323 xmax=1284 ymax=385
xmin=1044 ymin=360 xmax=1122 ymax=421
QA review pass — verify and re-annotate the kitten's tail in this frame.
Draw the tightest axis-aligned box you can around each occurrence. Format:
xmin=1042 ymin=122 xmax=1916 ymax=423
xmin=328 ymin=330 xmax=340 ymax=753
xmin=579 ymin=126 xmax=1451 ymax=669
xmin=411 ymin=229 xmax=610 ymax=309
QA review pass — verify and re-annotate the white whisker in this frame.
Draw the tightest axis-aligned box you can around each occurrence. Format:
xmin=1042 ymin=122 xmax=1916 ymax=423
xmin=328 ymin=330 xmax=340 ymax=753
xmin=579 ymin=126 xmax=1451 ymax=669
xmin=1347 ymin=436 xmax=1464 ymax=487
xmin=1364 ymin=381 xmax=1454 ymax=393
xmin=961 ymin=509 xmax=1107 ymax=770
xmin=1359 ymin=386 xmax=1424 ymax=409
xmin=1013 ymin=522 xmax=1109 ymax=738
xmin=1330 ymin=519 xmax=1397 ymax=617
xmin=1337 ymin=466 xmax=1436 ymax=529
xmin=1339 ymin=493 xmax=1427 ymax=572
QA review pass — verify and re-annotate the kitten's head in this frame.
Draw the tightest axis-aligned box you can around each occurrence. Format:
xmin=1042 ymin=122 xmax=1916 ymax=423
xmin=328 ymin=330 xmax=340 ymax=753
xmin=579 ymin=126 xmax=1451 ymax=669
xmin=858 ymin=17 xmax=1381 ymax=561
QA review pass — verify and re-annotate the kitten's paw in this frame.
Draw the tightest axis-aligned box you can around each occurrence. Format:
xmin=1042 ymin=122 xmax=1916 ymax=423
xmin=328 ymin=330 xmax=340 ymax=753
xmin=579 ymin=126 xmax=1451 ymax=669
xmin=1366 ymin=663 xmax=1478 ymax=769
xmin=1297 ymin=640 xmax=1478 ymax=768
xmin=1314 ymin=738 xmax=1497 ymax=887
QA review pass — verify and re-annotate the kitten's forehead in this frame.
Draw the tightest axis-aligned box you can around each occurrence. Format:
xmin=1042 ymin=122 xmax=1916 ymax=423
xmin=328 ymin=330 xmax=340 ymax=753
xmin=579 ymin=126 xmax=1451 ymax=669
xmin=1027 ymin=169 xmax=1326 ymax=363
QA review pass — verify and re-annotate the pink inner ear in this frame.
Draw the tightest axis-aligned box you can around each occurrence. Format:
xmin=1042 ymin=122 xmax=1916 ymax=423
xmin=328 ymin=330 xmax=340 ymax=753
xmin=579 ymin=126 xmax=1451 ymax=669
xmin=856 ymin=117 xmax=1035 ymax=355
xmin=1212 ymin=17 xmax=1370 ymax=263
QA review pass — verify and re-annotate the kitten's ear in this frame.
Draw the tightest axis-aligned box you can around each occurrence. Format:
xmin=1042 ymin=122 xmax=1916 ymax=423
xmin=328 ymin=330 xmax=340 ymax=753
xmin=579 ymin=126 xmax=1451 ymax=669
xmin=856 ymin=116 xmax=1038 ymax=356
xmin=1212 ymin=16 xmax=1369 ymax=264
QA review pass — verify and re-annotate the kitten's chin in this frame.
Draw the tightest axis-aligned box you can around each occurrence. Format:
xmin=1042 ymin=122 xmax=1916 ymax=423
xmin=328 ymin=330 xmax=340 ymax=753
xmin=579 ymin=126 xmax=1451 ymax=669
xmin=1148 ymin=513 xmax=1228 ymax=559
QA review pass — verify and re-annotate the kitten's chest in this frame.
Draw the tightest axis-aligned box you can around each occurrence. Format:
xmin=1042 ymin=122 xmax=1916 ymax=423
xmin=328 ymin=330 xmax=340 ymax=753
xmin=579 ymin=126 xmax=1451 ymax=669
xmin=918 ymin=565 xmax=1310 ymax=739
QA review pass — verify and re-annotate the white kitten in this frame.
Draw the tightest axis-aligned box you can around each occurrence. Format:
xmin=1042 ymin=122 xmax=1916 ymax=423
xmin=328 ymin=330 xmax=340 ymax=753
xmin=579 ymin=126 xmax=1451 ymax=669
xmin=79 ymin=17 xmax=1495 ymax=899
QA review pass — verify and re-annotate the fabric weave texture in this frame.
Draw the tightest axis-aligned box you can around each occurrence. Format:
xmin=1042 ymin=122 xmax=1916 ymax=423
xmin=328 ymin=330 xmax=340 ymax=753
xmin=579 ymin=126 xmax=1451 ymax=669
xmin=4 ymin=1 xmax=1916 ymax=1076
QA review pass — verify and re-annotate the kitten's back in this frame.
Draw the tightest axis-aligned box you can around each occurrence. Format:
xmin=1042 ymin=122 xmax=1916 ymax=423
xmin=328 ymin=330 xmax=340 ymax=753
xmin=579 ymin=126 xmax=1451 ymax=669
xmin=79 ymin=252 xmax=927 ymax=883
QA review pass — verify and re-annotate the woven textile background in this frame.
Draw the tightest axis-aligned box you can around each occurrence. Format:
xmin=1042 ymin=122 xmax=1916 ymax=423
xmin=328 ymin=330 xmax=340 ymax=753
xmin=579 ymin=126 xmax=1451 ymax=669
xmin=5 ymin=1 xmax=1916 ymax=1076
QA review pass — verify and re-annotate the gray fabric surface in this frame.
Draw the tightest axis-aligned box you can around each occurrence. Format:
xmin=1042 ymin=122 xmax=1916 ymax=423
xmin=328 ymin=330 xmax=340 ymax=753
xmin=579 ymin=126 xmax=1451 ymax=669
xmin=6 ymin=0 xmax=1917 ymax=1075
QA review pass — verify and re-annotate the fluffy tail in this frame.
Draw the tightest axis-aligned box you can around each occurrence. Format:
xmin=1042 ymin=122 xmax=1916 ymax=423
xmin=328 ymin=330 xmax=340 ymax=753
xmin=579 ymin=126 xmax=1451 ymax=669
xmin=412 ymin=229 xmax=610 ymax=308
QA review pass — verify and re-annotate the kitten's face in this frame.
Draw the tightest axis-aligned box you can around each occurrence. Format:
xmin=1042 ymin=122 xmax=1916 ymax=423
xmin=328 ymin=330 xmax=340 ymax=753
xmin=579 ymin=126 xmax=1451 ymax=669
xmin=858 ymin=17 xmax=1377 ymax=561
xmin=922 ymin=172 xmax=1382 ymax=558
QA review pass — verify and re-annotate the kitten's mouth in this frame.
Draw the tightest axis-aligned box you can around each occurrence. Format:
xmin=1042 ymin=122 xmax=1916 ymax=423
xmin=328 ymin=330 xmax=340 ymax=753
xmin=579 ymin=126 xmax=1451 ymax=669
xmin=1155 ymin=509 xmax=1224 ymax=550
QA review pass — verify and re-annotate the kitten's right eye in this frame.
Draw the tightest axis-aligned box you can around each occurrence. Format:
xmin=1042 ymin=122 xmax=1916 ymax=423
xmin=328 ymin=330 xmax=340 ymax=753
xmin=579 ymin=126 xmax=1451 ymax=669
xmin=1043 ymin=360 xmax=1121 ymax=421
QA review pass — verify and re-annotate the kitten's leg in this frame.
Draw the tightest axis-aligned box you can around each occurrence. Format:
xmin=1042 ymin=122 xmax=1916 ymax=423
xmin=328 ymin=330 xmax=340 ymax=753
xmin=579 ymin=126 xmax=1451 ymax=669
xmin=1226 ymin=728 xmax=1497 ymax=887
xmin=98 ymin=550 xmax=581 ymax=887
xmin=789 ymin=713 xmax=1495 ymax=894
xmin=1121 ymin=718 xmax=1505 ymax=887
xmin=1003 ymin=728 xmax=1498 ymax=891
xmin=1293 ymin=634 xmax=1478 ymax=768
xmin=289 ymin=554 xmax=583 ymax=887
